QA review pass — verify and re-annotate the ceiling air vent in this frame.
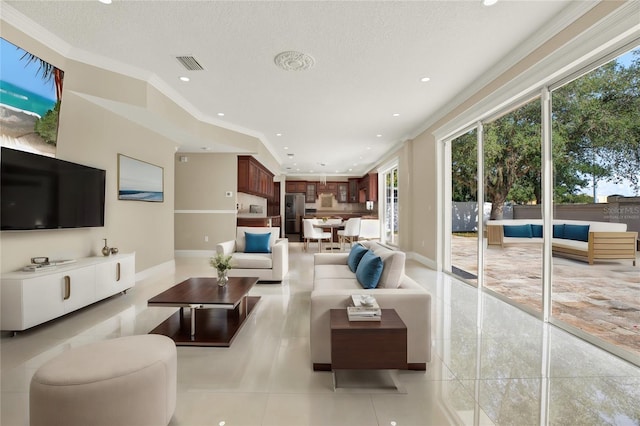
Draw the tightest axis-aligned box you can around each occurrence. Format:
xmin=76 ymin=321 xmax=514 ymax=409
xmin=176 ymin=55 xmax=204 ymax=71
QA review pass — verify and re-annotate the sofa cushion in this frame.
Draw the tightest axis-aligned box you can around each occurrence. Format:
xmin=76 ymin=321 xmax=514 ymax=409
xmin=365 ymin=243 xmax=406 ymax=288
xmin=355 ymin=250 xmax=383 ymax=289
xmin=347 ymin=243 xmax=368 ymax=272
xmin=531 ymin=224 xmax=543 ymax=238
xmin=313 ymin=277 xmax=362 ymax=291
xmin=503 ymin=224 xmax=532 ymax=238
xmin=563 ymin=224 xmax=590 ymax=242
xmin=230 ymin=253 xmax=273 ymax=269
xmin=245 ymin=232 xmax=271 ymax=253
xmin=235 ymin=227 xmax=280 ymax=252
xmin=314 ymin=264 xmax=353 ymax=280
xmin=553 ymin=224 xmax=565 ymax=239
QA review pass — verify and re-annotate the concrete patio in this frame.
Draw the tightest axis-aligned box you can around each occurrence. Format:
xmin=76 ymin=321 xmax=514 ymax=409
xmin=450 ymin=235 xmax=640 ymax=357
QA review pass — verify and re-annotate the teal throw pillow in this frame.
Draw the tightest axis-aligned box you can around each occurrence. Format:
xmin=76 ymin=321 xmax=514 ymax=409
xmin=355 ymin=250 xmax=384 ymax=289
xmin=503 ymin=224 xmax=532 ymax=238
xmin=347 ymin=244 xmax=369 ymax=272
xmin=244 ymin=232 xmax=271 ymax=253
xmin=563 ymin=224 xmax=590 ymax=242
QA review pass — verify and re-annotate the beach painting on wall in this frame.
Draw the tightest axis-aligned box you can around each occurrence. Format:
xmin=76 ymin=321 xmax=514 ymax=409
xmin=118 ymin=154 xmax=164 ymax=202
xmin=0 ymin=37 xmax=64 ymax=157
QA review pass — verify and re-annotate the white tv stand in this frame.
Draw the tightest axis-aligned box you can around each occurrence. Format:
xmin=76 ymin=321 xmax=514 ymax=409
xmin=1 ymin=253 xmax=135 ymax=333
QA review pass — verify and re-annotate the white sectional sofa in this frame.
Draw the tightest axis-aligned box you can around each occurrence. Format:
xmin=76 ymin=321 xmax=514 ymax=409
xmin=310 ymin=241 xmax=431 ymax=371
xmin=486 ymin=219 xmax=637 ymax=266
xmin=216 ymin=226 xmax=289 ymax=282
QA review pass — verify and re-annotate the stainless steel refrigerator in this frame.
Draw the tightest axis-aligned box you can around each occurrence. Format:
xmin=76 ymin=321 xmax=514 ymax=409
xmin=285 ymin=194 xmax=305 ymax=234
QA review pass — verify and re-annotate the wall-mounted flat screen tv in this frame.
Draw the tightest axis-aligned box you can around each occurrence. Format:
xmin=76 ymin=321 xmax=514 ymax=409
xmin=1 ymin=147 xmax=106 ymax=231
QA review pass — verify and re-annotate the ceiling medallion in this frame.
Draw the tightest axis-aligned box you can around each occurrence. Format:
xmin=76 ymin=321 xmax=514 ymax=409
xmin=274 ymin=51 xmax=315 ymax=71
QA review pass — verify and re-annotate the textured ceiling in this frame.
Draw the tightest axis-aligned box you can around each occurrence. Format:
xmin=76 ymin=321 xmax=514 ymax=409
xmin=4 ymin=1 xmax=595 ymax=177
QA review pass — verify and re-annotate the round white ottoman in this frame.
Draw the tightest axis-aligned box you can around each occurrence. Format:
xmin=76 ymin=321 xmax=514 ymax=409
xmin=30 ymin=335 xmax=177 ymax=426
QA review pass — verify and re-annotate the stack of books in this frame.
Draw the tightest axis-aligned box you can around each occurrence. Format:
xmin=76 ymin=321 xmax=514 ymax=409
xmin=348 ymin=295 xmax=381 ymax=321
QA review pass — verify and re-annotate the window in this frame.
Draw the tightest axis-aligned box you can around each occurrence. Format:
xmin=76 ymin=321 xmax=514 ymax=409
xmin=380 ymin=163 xmax=399 ymax=245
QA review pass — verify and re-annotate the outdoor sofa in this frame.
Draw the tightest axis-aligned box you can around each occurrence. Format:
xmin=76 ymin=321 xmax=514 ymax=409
xmin=310 ymin=241 xmax=432 ymax=371
xmin=487 ymin=219 xmax=637 ymax=266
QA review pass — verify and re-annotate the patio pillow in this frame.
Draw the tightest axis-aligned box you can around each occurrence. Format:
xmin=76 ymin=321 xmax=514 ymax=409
xmin=355 ymin=250 xmax=384 ymax=289
xmin=553 ymin=224 xmax=565 ymax=239
xmin=531 ymin=224 xmax=543 ymax=238
xmin=347 ymin=243 xmax=369 ymax=272
xmin=503 ymin=224 xmax=532 ymax=238
xmin=563 ymin=224 xmax=590 ymax=242
xmin=244 ymin=232 xmax=271 ymax=253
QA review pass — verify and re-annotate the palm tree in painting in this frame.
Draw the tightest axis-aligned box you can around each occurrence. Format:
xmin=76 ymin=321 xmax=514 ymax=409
xmin=20 ymin=52 xmax=64 ymax=145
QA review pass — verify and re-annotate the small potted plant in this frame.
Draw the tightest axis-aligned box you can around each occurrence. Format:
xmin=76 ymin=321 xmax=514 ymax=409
xmin=210 ymin=253 xmax=233 ymax=287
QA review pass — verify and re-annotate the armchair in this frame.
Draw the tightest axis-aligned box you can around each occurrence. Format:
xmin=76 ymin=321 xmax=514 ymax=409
xmin=216 ymin=226 xmax=288 ymax=282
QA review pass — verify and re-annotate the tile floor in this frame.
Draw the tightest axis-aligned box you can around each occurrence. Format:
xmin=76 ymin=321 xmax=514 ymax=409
xmin=1 ymin=243 xmax=639 ymax=425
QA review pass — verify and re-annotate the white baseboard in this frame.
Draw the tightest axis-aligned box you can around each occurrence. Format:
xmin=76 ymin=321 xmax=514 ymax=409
xmin=407 ymin=251 xmax=439 ymax=271
xmin=174 ymin=250 xmax=216 ymax=258
xmin=135 ymin=259 xmax=175 ymax=284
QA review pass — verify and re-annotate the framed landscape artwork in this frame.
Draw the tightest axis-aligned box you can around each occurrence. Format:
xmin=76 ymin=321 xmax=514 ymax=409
xmin=118 ymin=154 xmax=164 ymax=202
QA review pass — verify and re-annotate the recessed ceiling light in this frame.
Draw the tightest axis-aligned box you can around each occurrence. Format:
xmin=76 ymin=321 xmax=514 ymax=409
xmin=376 ymin=134 xmax=382 ymax=138
xmin=348 ymin=168 xmax=353 ymax=172
xmin=284 ymin=146 xmax=289 ymax=150
xmin=335 ymin=170 xmax=339 ymax=173
xmin=276 ymin=133 xmax=282 ymax=136
xmin=482 ymin=0 xmax=498 ymax=5
xmin=274 ymin=51 xmax=316 ymax=71
xmin=392 ymin=113 xmax=400 ymax=117
xmin=366 ymin=147 xmax=371 ymax=150
xmin=217 ymin=112 xmax=225 ymax=117
xmin=310 ymin=170 xmax=314 ymax=173
xmin=98 ymin=0 xmax=112 ymax=4
xmin=420 ymin=77 xmax=431 ymax=82
xmin=179 ymin=76 xmax=190 ymax=82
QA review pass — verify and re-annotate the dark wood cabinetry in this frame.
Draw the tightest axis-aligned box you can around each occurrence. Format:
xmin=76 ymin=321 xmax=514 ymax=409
xmin=357 ymin=173 xmax=378 ymax=203
xmin=267 ymin=182 xmax=280 ymax=217
xmin=306 ymin=182 xmax=316 ymax=202
xmin=285 ymin=181 xmax=306 ymax=193
xmin=238 ymin=156 xmax=274 ymax=199
xmin=348 ymin=178 xmax=359 ymax=203
xmin=337 ymin=183 xmax=348 ymax=203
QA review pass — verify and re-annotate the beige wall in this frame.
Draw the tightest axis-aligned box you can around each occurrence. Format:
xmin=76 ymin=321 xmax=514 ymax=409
xmin=174 ymin=153 xmax=238 ymax=251
xmin=1 ymin=78 xmax=176 ymax=274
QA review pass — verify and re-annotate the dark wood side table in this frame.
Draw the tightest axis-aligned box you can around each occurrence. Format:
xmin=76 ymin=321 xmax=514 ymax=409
xmin=330 ymin=308 xmax=407 ymax=391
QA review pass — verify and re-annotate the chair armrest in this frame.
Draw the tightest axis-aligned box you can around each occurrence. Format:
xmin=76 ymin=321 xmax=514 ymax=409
xmin=313 ymin=253 xmax=349 ymax=265
xmin=216 ymin=240 xmax=236 ymax=256
xmin=271 ymin=238 xmax=289 ymax=280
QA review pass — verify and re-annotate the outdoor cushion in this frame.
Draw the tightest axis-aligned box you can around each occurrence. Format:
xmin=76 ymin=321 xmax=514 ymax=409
xmin=347 ymin=243 xmax=369 ymax=272
xmin=503 ymin=224 xmax=532 ymax=238
xmin=355 ymin=250 xmax=384 ymax=289
xmin=244 ymin=232 xmax=272 ymax=253
xmin=531 ymin=224 xmax=543 ymax=238
xmin=563 ymin=224 xmax=590 ymax=242
xmin=553 ymin=224 xmax=565 ymax=239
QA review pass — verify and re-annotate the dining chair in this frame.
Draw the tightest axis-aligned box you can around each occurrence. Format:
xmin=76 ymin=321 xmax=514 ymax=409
xmin=337 ymin=217 xmax=361 ymax=250
xmin=303 ymin=219 xmax=332 ymax=252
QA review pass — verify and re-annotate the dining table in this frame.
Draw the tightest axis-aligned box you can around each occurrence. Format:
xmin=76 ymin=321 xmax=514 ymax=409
xmin=313 ymin=221 xmax=345 ymax=250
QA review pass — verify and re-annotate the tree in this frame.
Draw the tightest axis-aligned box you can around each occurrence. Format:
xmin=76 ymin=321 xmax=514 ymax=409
xmin=20 ymin=52 xmax=64 ymax=146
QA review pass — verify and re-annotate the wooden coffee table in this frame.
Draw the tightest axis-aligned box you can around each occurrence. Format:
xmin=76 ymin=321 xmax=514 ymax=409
xmin=148 ymin=276 xmax=259 ymax=347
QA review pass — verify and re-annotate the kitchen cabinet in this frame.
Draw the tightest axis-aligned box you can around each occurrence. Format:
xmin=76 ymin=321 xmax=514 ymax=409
xmin=337 ymin=183 xmax=348 ymax=203
xmin=267 ymin=182 xmax=280 ymax=217
xmin=348 ymin=178 xmax=359 ymax=203
xmin=306 ymin=182 xmax=317 ymax=202
xmin=285 ymin=181 xmax=306 ymax=193
xmin=238 ymin=156 xmax=274 ymax=199
xmin=358 ymin=173 xmax=378 ymax=203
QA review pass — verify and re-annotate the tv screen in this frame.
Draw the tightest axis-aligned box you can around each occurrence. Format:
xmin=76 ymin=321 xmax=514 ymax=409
xmin=1 ymin=147 xmax=106 ymax=230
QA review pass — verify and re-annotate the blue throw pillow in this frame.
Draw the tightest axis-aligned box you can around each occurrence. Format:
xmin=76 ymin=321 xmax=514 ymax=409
xmin=347 ymin=244 xmax=369 ymax=273
xmin=531 ymin=224 xmax=543 ymax=238
xmin=355 ymin=250 xmax=384 ymax=289
xmin=244 ymin=232 xmax=271 ymax=253
xmin=563 ymin=224 xmax=590 ymax=242
xmin=503 ymin=224 xmax=532 ymax=238
xmin=552 ymin=224 xmax=565 ymax=239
